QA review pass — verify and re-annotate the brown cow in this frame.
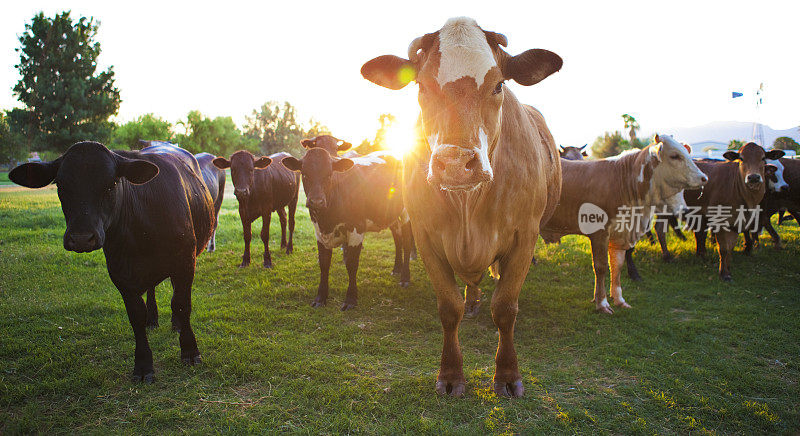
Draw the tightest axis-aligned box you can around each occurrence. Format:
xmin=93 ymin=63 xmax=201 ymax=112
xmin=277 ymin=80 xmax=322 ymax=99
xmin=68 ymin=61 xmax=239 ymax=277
xmin=685 ymin=143 xmax=783 ymax=280
xmin=559 ymin=144 xmax=588 ymax=160
xmin=541 ymin=135 xmax=707 ymax=313
xmin=213 ymin=151 xmax=300 ymax=268
xmin=362 ymin=17 xmax=563 ymax=397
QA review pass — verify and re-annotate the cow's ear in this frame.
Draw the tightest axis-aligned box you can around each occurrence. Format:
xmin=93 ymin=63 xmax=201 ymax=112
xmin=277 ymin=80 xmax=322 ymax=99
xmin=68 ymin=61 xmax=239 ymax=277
xmin=649 ymin=142 xmax=663 ymax=162
xmin=301 ymin=139 xmax=315 ymax=149
xmin=765 ymin=149 xmax=785 ymax=160
xmin=8 ymin=160 xmax=61 ymax=188
xmin=684 ymin=144 xmax=692 ymax=154
xmin=337 ymin=140 xmax=352 ymax=152
xmin=501 ymin=49 xmax=562 ymax=86
xmin=332 ymin=158 xmax=354 ymax=173
xmin=281 ymin=156 xmax=302 ymax=172
xmin=117 ymin=158 xmax=159 ymax=185
xmin=653 ymin=134 xmax=661 ymax=144
xmin=723 ymin=151 xmax=740 ymax=161
xmin=361 ymin=55 xmax=417 ymax=90
xmin=213 ymin=157 xmax=231 ymax=169
xmin=254 ymin=156 xmax=272 ymax=168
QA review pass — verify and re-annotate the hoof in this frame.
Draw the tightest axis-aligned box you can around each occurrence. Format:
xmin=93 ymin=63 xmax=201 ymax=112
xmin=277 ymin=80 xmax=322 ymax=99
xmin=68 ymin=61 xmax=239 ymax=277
xmin=280 ymin=241 xmax=287 ymax=249
xmin=263 ymin=262 xmax=273 ymax=269
xmin=464 ymin=300 xmax=482 ymax=318
xmin=720 ymin=274 xmax=732 ymax=282
xmin=286 ymin=247 xmax=293 ymax=255
xmin=131 ymin=371 xmax=155 ymax=384
xmin=615 ymin=301 xmax=632 ymax=309
xmin=596 ymin=305 xmax=614 ymax=315
xmin=182 ymin=354 xmax=202 ymax=366
xmin=238 ymin=262 xmax=250 ymax=268
xmin=435 ymin=380 xmax=465 ymax=397
xmin=311 ymin=297 xmax=327 ymax=308
xmin=493 ymin=380 xmax=524 ymax=397
xmin=340 ymin=301 xmax=357 ymax=311
xmin=399 ymin=280 xmax=411 ymax=288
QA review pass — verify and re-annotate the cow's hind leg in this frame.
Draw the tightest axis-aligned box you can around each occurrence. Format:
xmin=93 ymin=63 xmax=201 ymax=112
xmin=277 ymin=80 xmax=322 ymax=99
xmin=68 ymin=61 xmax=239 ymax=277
xmin=399 ymin=220 xmax=412 ymax=287
xmin=171 ymin=263 xmax=201 ymax=365
xmin=286 ymin=194 xmax=297 ymax=254
xmin=145 ymin=287 xmax=158 ymax=329
xmin=313 ymin=241 xmax=332 ymax=307
xmin=390 ymin=224 xmax=403 ymax=277
xmin=261 ymin=212 xmax=273 ymax=268
xmin=624 ymin=246 xmax=642 ymax=281
xmin=240 ymin=217 xmax=252 ymax=268
xmin=464 ymin=276 xmax=483 ymax=318
xmin=277 ymin=207 xmax=288 ymax=250
xmin=609 ymin=247 xmax=631 ymax=308
xmin=121 ymin=290 xmax=154 ymax=383
xmin=655 ymin=220 xmax=674 ymax=262
xmin=590 ymin=234 xmax=613 ymax=314
xmin=341 ymin=241 xmax=363 ymax=311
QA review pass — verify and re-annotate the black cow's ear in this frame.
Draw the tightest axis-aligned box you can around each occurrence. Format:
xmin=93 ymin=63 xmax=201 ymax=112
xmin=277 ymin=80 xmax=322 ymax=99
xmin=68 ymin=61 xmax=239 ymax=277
xmin=337 ymin=141 xmax=352 ymax=152
xmin=332 ymin=158 xmax=354 ymax=173
xmin=118 ymin=158 xmax=159 ymax=185
xmin=213 ymin=157 xmax=230 ymax=169
xmin=301 ymin=139 xmax=315 ymax=149
xmin=361 ymin=55 xmax=417 ymax=90
xmin=281 ymin=156 xmax=302 ymax=172
xmin=501 ymin=49 xmax=562 ymax=86
xmin=8 ymin=160 xmax=61 ymax=188
xmin=723 ymin=151 xmax=740 ymax=161
xmin=254 ymin=156 xmax=272 ymax=168
xmin=765 ymin=149 xmax=786 ymax=160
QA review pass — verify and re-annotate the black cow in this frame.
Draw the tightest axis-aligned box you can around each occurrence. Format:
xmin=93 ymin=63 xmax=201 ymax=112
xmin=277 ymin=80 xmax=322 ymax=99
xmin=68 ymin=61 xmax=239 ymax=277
xmin=301 ymin=135 xmax=352 ymax=155
xmin=195 ymin=152 xmax=226 ymax=252
xmin=9 ymin=141 xmax=214 ymax=382
xmin=213 ymin=151 xmax=299 ymax=268
xmin=282 ymin=148 xmax=412 ymax=310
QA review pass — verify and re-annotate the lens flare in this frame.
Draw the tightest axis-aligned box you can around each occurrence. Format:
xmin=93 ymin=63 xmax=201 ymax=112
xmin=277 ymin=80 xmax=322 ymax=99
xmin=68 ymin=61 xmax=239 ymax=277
xmin=384 ymin=117 xmax=417 ymax=159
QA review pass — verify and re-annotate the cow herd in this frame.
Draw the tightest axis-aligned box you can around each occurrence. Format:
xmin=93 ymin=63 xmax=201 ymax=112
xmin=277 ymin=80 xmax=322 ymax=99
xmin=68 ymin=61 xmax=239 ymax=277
xmin=7 ymin=17 xmax=799 ymax=398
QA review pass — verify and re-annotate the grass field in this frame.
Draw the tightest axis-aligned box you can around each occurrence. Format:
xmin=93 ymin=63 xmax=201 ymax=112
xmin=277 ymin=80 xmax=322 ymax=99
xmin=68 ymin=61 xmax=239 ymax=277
xmin=0 ymin=172 xmax=11 ymax=186
xmin=1 ymin=184 xmax=799 ymax=434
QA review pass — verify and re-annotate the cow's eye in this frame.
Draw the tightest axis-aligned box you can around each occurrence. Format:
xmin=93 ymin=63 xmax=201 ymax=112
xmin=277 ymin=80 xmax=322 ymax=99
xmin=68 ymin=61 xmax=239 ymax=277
xmin=670 ymin=154 xmax=681 ymax=160
xmin=492 ymin=81 xmax=504 ymax=95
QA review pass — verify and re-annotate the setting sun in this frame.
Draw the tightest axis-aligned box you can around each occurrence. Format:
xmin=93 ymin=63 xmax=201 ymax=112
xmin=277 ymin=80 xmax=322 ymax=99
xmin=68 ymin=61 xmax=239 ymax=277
xmin=383 ymin=115 xmax=418 ymax=158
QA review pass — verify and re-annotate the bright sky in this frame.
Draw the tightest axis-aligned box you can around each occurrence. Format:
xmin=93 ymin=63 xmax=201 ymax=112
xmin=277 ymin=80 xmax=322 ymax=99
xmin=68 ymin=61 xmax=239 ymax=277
xmin=1 ymin=0 xmax=798 ymax=148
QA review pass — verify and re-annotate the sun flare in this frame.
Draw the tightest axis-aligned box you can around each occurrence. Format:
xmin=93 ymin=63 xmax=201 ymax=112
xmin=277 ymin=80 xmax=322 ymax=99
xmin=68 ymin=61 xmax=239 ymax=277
xmin=383 ymin=117 xmax=418 ymax=159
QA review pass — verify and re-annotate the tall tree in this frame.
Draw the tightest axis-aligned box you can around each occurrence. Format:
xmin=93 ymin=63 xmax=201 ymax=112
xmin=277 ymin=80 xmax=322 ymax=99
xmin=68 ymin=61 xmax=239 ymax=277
xmin=110 ymin=114 xmax=174 ymax=150
xmin=11 ymin=11 xmax=121 ymax=152
xmin=772 ymin=136 xmax=800 ymax=153
xmin=0 ymin=111 xmax=27 ymax=167
xmin=591 ymin=131 xmax=629 ymax=158
xmin=359 ymin=113 xmax=395 ymax=154
xmin=621 ymin=114 xmax=640 ymax=145
xmin=244 ymin=101 xmax=329 ymax=156
xmin=175 ymin=110 xmax=256 ymax=156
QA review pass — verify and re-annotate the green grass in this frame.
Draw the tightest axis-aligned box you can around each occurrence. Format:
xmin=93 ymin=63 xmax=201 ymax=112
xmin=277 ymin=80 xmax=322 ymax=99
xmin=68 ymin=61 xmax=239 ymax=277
xmin=1 ymin=186 xmax=799 ymax=434
xmin=0 ymin=172 xmax=11 ymax=186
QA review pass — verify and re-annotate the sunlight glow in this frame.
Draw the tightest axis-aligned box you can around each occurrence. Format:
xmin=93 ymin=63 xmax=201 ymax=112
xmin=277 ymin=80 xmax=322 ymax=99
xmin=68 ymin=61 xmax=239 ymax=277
xmin=383 ymin=116 xmax=418 ymax=159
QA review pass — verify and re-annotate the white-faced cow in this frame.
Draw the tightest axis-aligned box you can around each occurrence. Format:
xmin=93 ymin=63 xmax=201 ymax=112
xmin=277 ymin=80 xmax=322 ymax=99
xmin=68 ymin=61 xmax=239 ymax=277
xmin=744 ymin=157 xmax=795 ymax=251
xmin=540 ymin=134 xmax=707 ymax=313
xmin=213 ymin=151 xmax=299 ymax=268
xmin=361 ymin=17 xmax=563 ymax=397
xmin=685 ymin=143 xmax=783 ymax=280
xmin=282 ymin=148 xmax=412 ymax=310
xmin=9 ymin=141 xmax=214 ymax=383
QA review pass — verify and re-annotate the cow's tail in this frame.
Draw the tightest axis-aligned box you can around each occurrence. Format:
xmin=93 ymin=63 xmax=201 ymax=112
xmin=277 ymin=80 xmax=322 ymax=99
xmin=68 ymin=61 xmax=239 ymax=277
xmin=489 ymin=261 xmax=500 ymax=280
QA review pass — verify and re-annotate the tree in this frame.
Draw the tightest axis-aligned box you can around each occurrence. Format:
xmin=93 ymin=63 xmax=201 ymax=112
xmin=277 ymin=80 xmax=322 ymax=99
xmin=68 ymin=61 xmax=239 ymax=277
xmin=728 ymin=139 xmax=745 ymax=150
xmin=175 ymin=110 xmax=256 ymax=156
xmin=0 ymin=111 xmax=27 ymax=167
xmin=110 ymin=114 xmax=174 ymax=150
xmin=772 ymin=136 xmax=800 ymax=152
xmin=622 ymin=114 xmax=640 ymax=145
xmin=591 ymin=131 xmax=630 ymax=158
xmin=244 ymin=101 xmax=329 ymax=157
xmin=359 ymin=113 xmax=395 ymax=154
xmin=12 ymin=11 xmax=121 ymax=152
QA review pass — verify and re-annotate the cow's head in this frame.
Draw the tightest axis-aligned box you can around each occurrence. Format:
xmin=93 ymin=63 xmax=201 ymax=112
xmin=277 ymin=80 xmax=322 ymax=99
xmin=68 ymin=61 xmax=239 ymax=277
xmin=281 ymin=148 xmax=353 ymax=211
xmin=361 ymin=17 xmax=562 ymax=191
xmin=765 ymin=158 xmax=788 ymax=193
xmin=559 ymin=144 xmax=587 ymax=161
xmin=213 ymin=150 xmax=272 ymax=201
xmin=301 ymin=135 xmax=352 ymax=156
xmin=723 ymin=143 xmax=784 ymax=191
xmin=8 ymin=141 xmax=159 ymax=252
xmin=650 ymin=135 xmax=708 ymax=193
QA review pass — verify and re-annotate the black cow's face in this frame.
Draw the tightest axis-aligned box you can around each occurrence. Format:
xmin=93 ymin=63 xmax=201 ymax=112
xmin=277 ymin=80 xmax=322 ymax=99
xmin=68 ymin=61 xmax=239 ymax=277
xmin=8 ymin=142 xmax=159 ymax=253
xmin=281 ymin=148 xmax=353 ymax=212
xmin=213 ymin=151 xmax=271 ymax=202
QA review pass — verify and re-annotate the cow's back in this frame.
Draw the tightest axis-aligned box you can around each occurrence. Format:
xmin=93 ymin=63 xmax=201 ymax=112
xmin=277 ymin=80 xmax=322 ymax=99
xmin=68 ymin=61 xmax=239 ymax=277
xmin=523 ymin=104 xmax=562 ymax=226
xmin=254 ymin=152 xmax=300 ymax=210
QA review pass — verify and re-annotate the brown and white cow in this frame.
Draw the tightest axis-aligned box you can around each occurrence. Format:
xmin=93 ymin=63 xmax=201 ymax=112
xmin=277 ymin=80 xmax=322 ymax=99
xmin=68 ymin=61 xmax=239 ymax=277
xmin=362 ymin=17 xmax=563 ymax=397
xmin=744 ymin=157 xmax=795 ymax=251
xmin=281 ymin=149 xmax=412 ymax=310
xmin=540 ymin=134 xmax=707 ymax=313
xmin=684 ymin=143 xmax=783 ymax=281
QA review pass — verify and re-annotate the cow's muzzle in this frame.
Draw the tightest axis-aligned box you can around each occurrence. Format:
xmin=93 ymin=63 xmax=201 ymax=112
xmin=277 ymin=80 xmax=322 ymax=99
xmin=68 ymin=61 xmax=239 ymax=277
xmin=427 ymin=145 xmax=492 ymax=191
xmin=745 ymin=173 xmax=763 ymax=189
xmin=64 ymin=231 xmax=102 ymax=253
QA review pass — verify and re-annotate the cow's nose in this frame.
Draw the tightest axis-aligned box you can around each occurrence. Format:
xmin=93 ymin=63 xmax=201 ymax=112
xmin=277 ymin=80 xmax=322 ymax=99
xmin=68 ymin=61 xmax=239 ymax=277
xmin=307 ymin=199 xmax=325 ymax=210
xmin=234 ymin=188 xmax=250 ymax=198
xmin=746 ymin=174 xmax=762 ymax=184
xmin=428 ymin=145 xmax=492 ymax=189
xmin=65 ymin=232 xmax=99 ymax=252
xmin=700 ymin=175 xmax=708 ymax=184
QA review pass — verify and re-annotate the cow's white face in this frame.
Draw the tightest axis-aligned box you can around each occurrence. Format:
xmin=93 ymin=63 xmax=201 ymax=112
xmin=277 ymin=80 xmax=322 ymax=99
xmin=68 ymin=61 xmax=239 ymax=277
xmin=650 ymin=135 xmax=708 ymax=201
xmin=766 ymin=158 xmax=789 ymax=192
xmin=361 ymin=16 xmax=562 ymax=191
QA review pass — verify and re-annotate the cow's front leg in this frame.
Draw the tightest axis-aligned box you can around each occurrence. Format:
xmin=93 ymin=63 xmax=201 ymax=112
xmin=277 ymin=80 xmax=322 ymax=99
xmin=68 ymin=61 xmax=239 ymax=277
xmin=313 ymin=241 xmax=332 ymax=307
xmin=589 ymin=233 xmax=612 ymax=314
xmin=763 ymin=219 xmax=782 ymax=250
xmin=416 ymin=237 xmax=464 ymax=396
xmin=341 ymin=241 xmax=363 ymax=310
xmin=277 ymin=207 xmax=288 ymax=250
xmin=609 ymin=246 xmax=631 ymax=308
xmin=715 ymin=231 xmax=737 ymax=281
xmin=171 ymin=264 xmax=201 ymax=365
xmin=655 ymin=221 xmax=674 ymax=262
xmin=491 ymin=241 xmax=534 ymax=397
xmin=624 ymin=246 xmax=642 ymax=281
xmin=261 ymin=212 xmax=273 ymax=268
xmin=121 ymin=290 xmax=154 ymax=383
xmin=240 ymin=217 xmax=252 ymax=268
xmin=390 ymin=224 xmax=403 ymax=276
xmin=145 ymin=287 xmax=158 ymax=328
